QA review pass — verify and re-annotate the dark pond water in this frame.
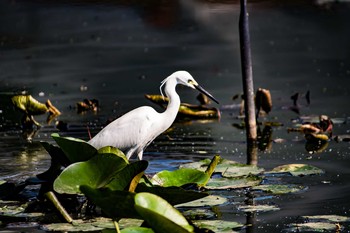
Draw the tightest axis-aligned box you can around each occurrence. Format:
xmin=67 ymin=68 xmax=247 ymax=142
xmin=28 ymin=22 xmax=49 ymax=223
xmin=1 ymin=0 xmax=350 ymax=232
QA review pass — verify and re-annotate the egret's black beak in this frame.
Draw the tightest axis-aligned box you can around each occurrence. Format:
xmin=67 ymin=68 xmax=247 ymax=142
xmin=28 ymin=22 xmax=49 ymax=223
xmin=194 ymin=84 xmax=219 ymax=104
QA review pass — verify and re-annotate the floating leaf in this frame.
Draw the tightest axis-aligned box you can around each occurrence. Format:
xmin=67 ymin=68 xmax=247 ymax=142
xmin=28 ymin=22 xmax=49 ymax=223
xmin=80 ymin=186 xmax=139 ymax=219
xmin=181 ymin=158 xmax=264 ymax=178
xmin=120 ymin=227 xmax=155 ymax=233
xmin=285 ymin=215 xmax=350 ymax=232
xmin=98 ymin=146 xmax=129 ymax=164
xmin=222 ymin=164 xmax=264 ymax=178
xmin=182 ymin=208 xmax=217 ymax=220
xmin=106 ymin=161 xmax=148 ymax=191
xmin=268 ymin=164 xmax=324 ymax=176
xmin=176 ymin=195 xmax=227 ymax=208
xmin=302 ymin=215 xmax=350 ymax=222
xmin=134 ymin=192 xmax=194 ymax=233
xmin=253 ymin=184 xmax=306 ymax=194
xmin=151 ymin=168 xmax=209 ymax=187
xmin=118 ymin=218 xmax=144 ymax=229
xmin=136 ymin=183 xmax=208 ymax=206
xmin=41 ymin=218 xmax=115 ymax=232
xmin=192 ymin=220 xmax=243 ymax=233
xmin=40 ymin=141 xmax=70 ymax=167
xmin=0 ymin=200 xmax=44 ymax=222
xmin=205 ymin=175 xmax=262 ymax=190
xmin=179 ymin=159 xmax=212 ymax=171
xmin=52 ymin=133 xmax=97 ymax=163
xmin=238 ymin=204 xmax=280 ymax=213
xmin=286 ymin=222 xmax=340 ymax=232
xmin=54 ymin=154 xmax=128 ymax=194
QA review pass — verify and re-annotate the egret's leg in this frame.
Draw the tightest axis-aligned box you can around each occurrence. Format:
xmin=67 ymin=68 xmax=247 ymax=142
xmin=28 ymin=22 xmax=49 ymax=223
xmin=126 ymin=148 xmax=137 ymax=160
xmin=137 ymin=150 xmax=144 ymax=160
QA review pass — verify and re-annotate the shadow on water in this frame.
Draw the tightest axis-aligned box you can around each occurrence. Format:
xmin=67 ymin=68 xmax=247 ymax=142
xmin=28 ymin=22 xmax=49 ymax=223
xmin=1 ymin=0 xmax=350 ymax=232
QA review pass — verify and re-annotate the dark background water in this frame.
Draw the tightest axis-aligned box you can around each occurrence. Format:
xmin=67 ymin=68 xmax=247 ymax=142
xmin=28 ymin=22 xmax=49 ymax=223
xmin=1 ymin=0 xmax=350 ymax=232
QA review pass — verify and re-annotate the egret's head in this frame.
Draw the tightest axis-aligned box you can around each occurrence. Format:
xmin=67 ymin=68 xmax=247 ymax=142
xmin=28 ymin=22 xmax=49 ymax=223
xmin=160 ymin=71 xmax=219 ymax=104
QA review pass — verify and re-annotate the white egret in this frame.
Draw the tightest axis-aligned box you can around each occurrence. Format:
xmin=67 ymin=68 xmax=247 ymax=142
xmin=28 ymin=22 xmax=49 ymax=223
xmin=88 ymin=71 xmax=219 ymax=160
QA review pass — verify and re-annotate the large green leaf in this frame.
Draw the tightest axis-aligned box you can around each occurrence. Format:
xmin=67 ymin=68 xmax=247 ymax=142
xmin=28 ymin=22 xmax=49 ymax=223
xmin=40 ymin=141 xmax=70 ymax=167
xmin=135 ymin=183 xmax=208 ymax=206
xmin=80 ymin=186 xmax=140 ymax=219
xmin=134 ymin=192 xmax=194 ymax=233
xmin=52 ymin=133 xmax=97 ymax=163
xmin=98 ymin=146 xmax=129 ymax=164
xmin=106 ymin=161 xmax=148 ymax=191
xmin=54 ymin=154 xmax=128 ymax=194
xmin=151 ymin=168 xmax=209 ymax=187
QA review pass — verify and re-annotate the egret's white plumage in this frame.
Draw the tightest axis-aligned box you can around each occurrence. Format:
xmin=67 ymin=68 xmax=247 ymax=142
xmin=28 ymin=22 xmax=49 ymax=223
xmin=88 ymin=71 xmax=218 ymax=160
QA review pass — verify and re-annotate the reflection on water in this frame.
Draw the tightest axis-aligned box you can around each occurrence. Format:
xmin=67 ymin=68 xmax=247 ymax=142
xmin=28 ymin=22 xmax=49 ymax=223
xmin=1 ymin=0 xmax=350 ymax=232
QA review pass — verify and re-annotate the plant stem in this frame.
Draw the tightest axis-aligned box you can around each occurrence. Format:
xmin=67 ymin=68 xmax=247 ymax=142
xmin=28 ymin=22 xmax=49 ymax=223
xmin=45 ymin=191 xmax=73 ymax=223
xmin=113 ymin=220 xmax=121 ymax=233
xmin=202 ymin=155 xmax=220 ymax=186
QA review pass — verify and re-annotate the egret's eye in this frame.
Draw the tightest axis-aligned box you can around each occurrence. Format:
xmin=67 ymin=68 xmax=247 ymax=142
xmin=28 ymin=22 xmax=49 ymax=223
xmin=188 ymin=79 xmax=194 ymax=84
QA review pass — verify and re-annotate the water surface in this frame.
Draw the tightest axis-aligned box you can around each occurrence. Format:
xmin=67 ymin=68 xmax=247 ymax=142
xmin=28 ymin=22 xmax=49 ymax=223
xmin=1 ymin=0 xmax=350 ymax=232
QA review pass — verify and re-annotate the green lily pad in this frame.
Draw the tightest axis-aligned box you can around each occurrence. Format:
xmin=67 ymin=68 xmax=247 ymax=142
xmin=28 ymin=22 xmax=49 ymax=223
xmin=253 ymin=184 xmax=306 ymax=194
xmin=135 ymin=183 xmax=208 ymax=206
xmin=193 ymin=220 xmax=243 ymax=233
xmin=151 ymin=168 xmax=209 ymax=187
xmin=180 ymin=158 xmax=264 ymax=177
xmin=80 ymin=186 xmax=139 ymax=219
xmin=268 ymin=164 xmax=324 ymax=176
xmin=40 ymin=141 xmax=71 ymax=167
xmin=54 ymin=153 xmax=128 ymax=194
xmin=98 ymin=146 xmax=129 ymax=164
xmin=205 ymin=175 xmax=262 ymax=190
xmin=106 ymin=161 xmax=148 ymax=191
xmin=238 ymin=204 xmax=280 ymax=213
xmin=118 ymin=218 xmax=144 ymax=229
xmin=120 ymin=227 xmax=155 ymax=233
xmin=285 ymin=215 xmax=350 ymax=232
xmin=222 ymin=164 xmax=264 ymax=178
xmin=302 ymin=215 xmax=350 ymax=222
xmin=41 ymin=218 xmax=115 ymax=232
xmin=182 ymin=208 xmax=217 ymax=220
xmin=175 ymin=195 xmax=228 ymax=208
xmin=286 ymin=222 xmax=340 ymax=232
xmin=179 ymin=159 xmax=213 ymax=170
xmin=134 ymin=192 xmax=194 ymax=233
xmin=52 ymin=133 xmax=97 ymax=163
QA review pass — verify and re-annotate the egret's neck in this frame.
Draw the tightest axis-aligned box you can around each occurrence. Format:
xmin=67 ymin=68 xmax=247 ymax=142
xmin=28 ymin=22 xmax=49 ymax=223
xmin=161 ymin=78 xmax=180 ymax=127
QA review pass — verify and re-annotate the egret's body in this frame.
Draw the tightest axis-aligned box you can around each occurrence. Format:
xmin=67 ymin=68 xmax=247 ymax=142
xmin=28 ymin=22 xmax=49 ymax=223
xmin=88 ymin=71 xmax=218 ymax=160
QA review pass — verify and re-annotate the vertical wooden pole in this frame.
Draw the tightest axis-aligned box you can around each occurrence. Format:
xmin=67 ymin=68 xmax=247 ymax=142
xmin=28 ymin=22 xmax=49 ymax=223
xmin=239 ymin=0 xmax=257 ymax=143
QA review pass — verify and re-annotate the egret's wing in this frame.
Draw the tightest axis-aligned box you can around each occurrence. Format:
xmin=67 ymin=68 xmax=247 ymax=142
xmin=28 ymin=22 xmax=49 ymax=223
xmin=88 ymin=106 xmax=159 ymax=150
